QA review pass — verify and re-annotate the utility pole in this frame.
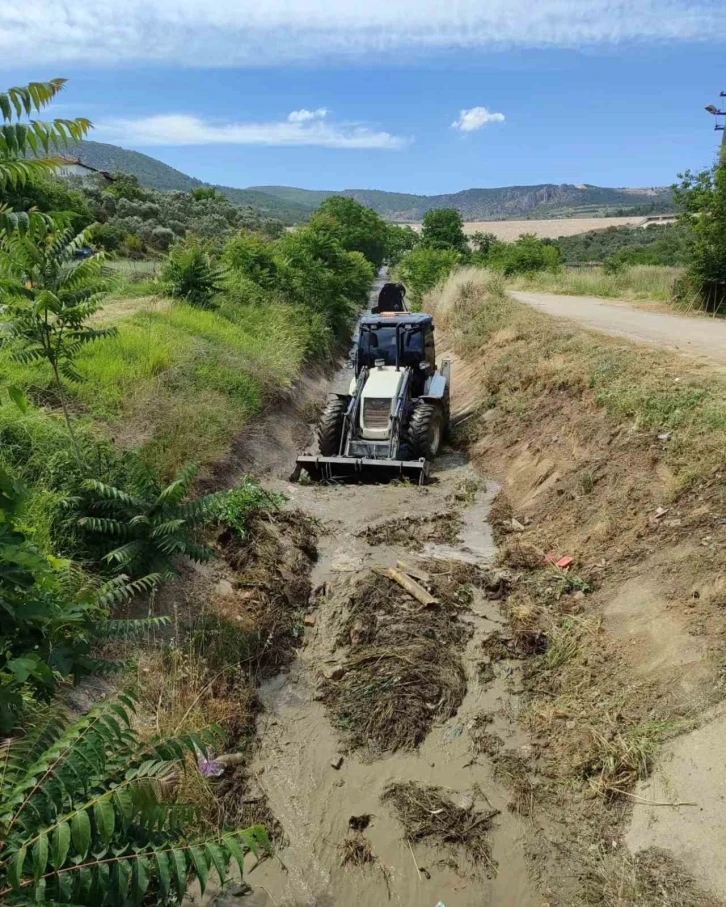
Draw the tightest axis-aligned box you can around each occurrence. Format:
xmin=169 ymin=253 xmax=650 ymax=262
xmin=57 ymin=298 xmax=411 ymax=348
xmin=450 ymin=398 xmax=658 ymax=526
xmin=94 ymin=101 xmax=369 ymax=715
xmin=704 ymin=92 xmax=726 ymax=163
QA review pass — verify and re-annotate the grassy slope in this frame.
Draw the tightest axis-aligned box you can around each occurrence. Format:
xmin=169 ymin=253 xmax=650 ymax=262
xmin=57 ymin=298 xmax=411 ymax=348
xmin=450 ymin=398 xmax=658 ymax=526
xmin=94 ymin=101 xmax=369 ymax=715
xmin=509 ymin=264 xmax=682 ymax=302
xmin=428 ymin=268 xmax=726 ymax=905
xmin=0 ymin=294 xmax=318 ymax=551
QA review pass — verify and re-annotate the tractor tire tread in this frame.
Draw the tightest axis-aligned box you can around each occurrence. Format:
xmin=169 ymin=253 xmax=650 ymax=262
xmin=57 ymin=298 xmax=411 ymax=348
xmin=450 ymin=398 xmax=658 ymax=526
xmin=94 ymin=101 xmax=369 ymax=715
xmin=407 ymin=400 xmax=444 ymax=459
xmin=317 ymin=397 xmax=348 ymax=457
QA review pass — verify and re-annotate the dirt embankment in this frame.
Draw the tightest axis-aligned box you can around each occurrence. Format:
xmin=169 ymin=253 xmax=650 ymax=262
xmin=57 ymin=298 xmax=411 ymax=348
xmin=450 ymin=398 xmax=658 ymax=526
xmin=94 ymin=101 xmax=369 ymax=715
xmin=429 ymin=269 xmax=726 ymax=905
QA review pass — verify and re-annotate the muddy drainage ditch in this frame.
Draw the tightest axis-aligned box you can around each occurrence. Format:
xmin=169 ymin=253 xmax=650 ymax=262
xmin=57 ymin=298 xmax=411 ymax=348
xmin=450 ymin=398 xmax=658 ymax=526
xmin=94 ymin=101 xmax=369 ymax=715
xmin=208 ymin=451 xmax=542 ymax=907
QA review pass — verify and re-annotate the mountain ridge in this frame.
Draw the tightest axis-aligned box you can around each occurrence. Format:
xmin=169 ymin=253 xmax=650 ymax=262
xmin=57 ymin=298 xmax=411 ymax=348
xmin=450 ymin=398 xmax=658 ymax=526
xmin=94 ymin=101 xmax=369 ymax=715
xmin=71 ymin=140 xmax=674 ymax=223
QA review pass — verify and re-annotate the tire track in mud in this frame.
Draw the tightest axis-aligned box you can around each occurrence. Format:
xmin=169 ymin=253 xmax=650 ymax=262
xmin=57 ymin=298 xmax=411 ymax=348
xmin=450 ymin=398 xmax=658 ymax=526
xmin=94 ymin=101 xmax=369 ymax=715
xmin=230 ymin=456 xmax=541 ymax=907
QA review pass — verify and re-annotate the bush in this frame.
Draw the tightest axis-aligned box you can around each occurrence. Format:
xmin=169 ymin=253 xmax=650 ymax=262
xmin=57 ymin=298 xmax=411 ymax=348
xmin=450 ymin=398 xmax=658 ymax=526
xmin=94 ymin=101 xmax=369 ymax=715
xmin=398 ymin=247 xmax=461 ymax=301
xmin=78 ymin=462 xmax=219 ymax=581
xmin=223 ymin=232 xmax=278 ymax=288
xmin=0 ymin=693 xmax=268 ymax=904
xmin=0 ymin=467 xmax=168 ymax=731
xmin=162 ymin=237 xmax=225 ymax=307
xmin=483 ymin=233 xmax=563 ymax=276
xmin=214 ymin=477 xmax=286 ymax=537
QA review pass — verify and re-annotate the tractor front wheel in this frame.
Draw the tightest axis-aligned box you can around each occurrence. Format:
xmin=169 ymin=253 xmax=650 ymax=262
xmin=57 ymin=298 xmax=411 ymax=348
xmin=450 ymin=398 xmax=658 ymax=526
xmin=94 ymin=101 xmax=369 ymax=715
xmin=407 ymin=401 xmax=444 ymax=460
xmin=317 ymin=396 xmax=349 ymax=456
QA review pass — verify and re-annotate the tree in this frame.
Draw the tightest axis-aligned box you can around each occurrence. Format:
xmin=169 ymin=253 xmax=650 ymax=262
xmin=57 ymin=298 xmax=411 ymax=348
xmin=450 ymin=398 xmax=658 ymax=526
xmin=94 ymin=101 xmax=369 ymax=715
xmin=0 ymin=224 xmax=116 ymax=460
xmin=0 ymin=79 xmax=92 ymax=191
xmin=385 ymin=224 xmax=419 ymax=266
xmin=311 ymin=196 xmax=390 ymax=269
xmin=275 ymin=226 xmax=374 ymax=339
xmin=0 ymin=692 xmax=268 ymax=905
xmin=675 ymin=163 xmax=726 ymax=303
xmin=421 ymin=208 xmax=469 ymax=255
xmin=398 ymin=247 xmax=461 ymax=301
xmin=470 ymin=231 xmax=499 ymax=257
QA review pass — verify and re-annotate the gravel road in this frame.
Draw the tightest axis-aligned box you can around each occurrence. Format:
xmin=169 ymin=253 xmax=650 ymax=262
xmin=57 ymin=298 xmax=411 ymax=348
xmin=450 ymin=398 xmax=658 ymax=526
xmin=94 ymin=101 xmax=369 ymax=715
xmin=511 ymin=290 xmax=726 ymax=366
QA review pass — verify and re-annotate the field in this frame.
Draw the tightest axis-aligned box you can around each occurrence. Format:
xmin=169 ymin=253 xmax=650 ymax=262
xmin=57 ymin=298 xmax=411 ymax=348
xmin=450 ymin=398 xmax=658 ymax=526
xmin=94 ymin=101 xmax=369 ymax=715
xmin=402 ymin=216 xmax=644 ymax=240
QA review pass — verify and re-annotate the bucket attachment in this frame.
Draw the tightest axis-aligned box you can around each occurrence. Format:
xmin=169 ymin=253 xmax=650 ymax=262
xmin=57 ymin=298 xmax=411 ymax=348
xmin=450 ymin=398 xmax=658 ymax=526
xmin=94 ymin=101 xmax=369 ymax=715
xmin=292 ymin=455 xmax=430 ymax=485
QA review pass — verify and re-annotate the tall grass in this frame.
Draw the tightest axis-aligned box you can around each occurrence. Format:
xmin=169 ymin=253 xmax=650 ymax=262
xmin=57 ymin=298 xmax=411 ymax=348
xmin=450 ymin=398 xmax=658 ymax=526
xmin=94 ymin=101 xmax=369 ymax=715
xmin=0 ymin=300 xmax=316 ymax=478
xmin=509 ymin=265 xmax=682 ymax=302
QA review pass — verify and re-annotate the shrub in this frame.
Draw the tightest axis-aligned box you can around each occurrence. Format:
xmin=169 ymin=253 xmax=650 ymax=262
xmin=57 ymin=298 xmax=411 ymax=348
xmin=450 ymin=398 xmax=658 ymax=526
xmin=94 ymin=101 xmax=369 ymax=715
xmin=162 ymin=237 xmax=225 ymax=308
xmin=484 ymin=233 xmax=563 ymax=276
xmin=223 ymin=232 xmax=278 ymax=288
xmin=0 ymin=467 xmax=168 ymax=731
xmin=0 ymin=693 xmax=268 ymax=905
xmin=398 ymin=247 xmax=461 ymax=301
xmin=214 ymin=477 xmax=286 ymax=538
xmin=78 ymin=462 xmax=219 ymax=581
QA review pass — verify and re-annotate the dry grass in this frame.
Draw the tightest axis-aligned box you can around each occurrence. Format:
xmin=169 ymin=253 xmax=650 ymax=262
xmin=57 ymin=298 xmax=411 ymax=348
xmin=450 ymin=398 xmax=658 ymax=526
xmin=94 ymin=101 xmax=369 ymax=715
xmin=584 ymin=848 xmax=723 ymax=907
xmin=510 ymin=264 xmax=683 ymax=302
xmin=382 ymin=781 xmax=498 ymax=868
xmin=339 ymin=833 xmax=376 ymax=867
xmin=402 ymin=217 xmax=643 ymax=240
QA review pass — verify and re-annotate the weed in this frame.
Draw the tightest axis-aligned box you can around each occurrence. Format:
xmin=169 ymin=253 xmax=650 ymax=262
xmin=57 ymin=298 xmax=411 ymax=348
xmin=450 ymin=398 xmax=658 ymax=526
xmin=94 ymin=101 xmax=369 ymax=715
xmin=509 ymin=264 xmax=682 ymax=302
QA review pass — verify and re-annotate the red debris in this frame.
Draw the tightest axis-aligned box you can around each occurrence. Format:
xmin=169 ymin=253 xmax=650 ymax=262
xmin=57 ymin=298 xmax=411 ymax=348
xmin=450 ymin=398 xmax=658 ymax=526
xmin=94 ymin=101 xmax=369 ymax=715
xmin=556 ymin=556 xmax=574 ymax=569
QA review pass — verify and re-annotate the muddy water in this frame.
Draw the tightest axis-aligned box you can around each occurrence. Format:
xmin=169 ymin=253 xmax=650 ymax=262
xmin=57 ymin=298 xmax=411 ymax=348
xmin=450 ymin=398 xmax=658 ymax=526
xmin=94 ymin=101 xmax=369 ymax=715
xmin=234 ymin=454 xmax=539 ymax=907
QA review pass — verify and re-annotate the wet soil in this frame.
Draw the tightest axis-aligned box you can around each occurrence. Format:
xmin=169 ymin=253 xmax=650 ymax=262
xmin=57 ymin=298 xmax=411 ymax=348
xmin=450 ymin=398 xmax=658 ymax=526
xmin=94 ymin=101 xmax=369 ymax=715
xmin=221 ymin=454 xmax=541 ymax=907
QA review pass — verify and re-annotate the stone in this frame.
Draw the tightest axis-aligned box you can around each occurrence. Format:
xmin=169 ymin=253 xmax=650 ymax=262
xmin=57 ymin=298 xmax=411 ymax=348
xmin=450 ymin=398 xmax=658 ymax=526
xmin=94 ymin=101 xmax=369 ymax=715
xmin=323 ymin=665 xmax=345 ymax=681
xmin=331 ymin=755 xmax=344 ymax=770
xmin=303 ymin=614 xmax=316 ymax=627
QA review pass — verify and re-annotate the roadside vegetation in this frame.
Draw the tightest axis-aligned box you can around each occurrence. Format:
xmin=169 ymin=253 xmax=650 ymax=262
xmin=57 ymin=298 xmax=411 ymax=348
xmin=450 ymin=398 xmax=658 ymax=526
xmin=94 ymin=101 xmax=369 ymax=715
xmin=428 ymin=267 xmax=726 ymax=903
xmin=0 ymin=77 xmax=399 ymax=905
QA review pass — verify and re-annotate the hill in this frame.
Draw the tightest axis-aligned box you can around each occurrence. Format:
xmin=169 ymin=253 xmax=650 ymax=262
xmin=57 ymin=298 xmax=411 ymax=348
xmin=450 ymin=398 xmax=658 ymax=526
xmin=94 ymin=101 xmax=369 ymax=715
xmin=71 ymin=141 xmax=673 ymax=223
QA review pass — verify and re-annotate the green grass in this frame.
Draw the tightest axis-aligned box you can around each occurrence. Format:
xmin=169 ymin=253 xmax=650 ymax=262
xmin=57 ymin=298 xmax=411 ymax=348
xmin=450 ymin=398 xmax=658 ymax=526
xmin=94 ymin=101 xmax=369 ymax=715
xmin=509 ymin=264 xmax=682 ymax=302
xmin=0 ymin=298 xmax=316 ymax=486
xmin=106 ymin=258 xmax=163 ymax=300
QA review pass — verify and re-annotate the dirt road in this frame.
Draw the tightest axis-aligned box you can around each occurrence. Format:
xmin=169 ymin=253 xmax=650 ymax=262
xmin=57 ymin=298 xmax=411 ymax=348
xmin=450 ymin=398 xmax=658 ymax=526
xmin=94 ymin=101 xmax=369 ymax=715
xmin=511 ymin=290 xmax=726 ymax=366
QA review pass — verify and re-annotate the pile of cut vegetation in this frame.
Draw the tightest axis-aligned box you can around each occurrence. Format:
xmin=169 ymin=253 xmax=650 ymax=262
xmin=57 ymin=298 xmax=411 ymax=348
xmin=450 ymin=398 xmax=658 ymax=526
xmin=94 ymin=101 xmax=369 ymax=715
xmin=382 ymin=781 xmax=499 ymax=870
xmin=322 ymin=562 xmax=496 ymax=753
xmin=216 ymin=509 xmax=318 ymax=678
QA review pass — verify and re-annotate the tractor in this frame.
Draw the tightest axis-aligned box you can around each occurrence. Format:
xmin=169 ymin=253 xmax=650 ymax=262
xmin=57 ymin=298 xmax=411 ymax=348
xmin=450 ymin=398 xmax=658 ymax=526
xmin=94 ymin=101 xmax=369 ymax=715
xmin=294 ymin=306 xmax=451 ymax=484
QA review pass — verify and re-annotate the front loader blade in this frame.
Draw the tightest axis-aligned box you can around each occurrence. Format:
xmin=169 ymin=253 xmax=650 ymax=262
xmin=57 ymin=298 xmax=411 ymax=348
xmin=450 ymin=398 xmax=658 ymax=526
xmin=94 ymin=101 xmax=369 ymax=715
xmin=292 ymin=455 xmax=430 ymax=485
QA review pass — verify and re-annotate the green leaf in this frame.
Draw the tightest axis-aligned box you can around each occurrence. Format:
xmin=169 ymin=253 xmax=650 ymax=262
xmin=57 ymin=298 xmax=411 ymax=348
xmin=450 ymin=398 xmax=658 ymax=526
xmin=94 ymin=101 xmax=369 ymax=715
xmin=112 ymin=860 xmax=132 ymax=903
xmin=132 ymin=855 xmax=150 ymax=905
xmin=205 ymin=843 xmax=229 ymax=885
xmin=8 ymin=845 xmax=27 ymax=891
xmin=223 ymin=834 xmax=247 ymax=878
xmin=155 ymin=850 xmax=171 ymax=900
xmin=94 ymin=797 xmax=115 ymax=844
xmin=190 ymin=845 xmax=209 ymax=894
xmin=51 ymin=821 xmax=71 ymax=869
xmin=170 ymin=848 xmax=188 ymax=899
xmin=32 ymin=832 xmax=48 ymax=880
xmin=70 ymin=808 xmax=91 ymax=860
xmin=8 ymin=385 xmax=28 ymax=412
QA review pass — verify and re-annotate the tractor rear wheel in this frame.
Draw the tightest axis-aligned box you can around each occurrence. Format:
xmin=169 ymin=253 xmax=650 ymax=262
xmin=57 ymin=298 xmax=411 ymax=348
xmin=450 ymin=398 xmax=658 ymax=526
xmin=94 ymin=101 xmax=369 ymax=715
xmin=407 ymin=401 xmax=444 ymax=459
xmin=317 ymin=396 xmax=348 ymax=456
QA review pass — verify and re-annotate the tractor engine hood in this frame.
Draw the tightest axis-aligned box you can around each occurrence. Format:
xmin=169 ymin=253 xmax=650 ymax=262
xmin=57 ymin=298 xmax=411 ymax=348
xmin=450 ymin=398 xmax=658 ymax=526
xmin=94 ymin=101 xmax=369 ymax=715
xmin=358 ymin=365 xmax=405 ymax=440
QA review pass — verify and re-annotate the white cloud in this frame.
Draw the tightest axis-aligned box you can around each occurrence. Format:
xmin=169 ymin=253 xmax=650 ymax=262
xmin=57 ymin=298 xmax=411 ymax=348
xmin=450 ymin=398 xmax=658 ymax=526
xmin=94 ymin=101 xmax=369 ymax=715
xmin=287 ymin=108 xmax=328 ymax=123
xmin=95 ymin=112 xmax=408 ymax=150
xmin=452 ymin=107 xmax=505 ymax=132
xmin=0 ymin=0 xmax=723 ymax=66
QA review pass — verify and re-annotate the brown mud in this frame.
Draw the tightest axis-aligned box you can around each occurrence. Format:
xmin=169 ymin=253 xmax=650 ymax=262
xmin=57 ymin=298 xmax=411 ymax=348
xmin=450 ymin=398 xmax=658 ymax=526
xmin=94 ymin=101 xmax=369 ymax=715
xmin=225 ymin=453 xmax=541 ymax=907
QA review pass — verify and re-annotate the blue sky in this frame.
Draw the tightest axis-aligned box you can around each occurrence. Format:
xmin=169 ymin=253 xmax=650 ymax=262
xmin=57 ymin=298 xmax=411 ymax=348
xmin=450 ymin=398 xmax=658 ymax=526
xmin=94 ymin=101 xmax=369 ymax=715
xmin=3 ymin=1 xmax=725 ymax=194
